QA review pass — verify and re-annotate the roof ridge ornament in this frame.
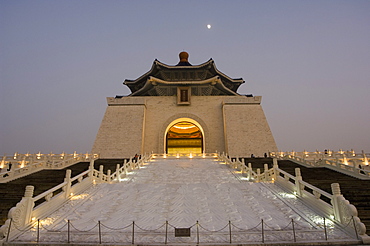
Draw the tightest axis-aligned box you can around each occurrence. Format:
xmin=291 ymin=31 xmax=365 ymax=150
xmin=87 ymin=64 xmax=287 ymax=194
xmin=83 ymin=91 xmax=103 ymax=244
xmin=176 ymin=51 xmax=192 ymax=66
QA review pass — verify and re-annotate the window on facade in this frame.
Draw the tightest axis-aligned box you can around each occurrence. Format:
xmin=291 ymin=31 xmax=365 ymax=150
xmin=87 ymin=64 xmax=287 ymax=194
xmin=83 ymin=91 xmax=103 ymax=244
xmin=177 ymin=87 xmax=191 ymax=105
xmin=180 ymin=89 xmax=188 ymax=102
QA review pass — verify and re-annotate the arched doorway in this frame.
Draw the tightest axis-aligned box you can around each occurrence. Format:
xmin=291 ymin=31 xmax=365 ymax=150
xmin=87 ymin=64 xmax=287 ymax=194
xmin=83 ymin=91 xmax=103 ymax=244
xmin=165 ymin=121 xmax=203 ymax=154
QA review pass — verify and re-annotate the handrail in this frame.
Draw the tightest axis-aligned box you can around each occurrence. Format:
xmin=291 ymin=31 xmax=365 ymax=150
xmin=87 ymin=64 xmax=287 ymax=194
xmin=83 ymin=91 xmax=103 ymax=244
xmin=219 ymin=151 xmax=367 ymax=241
xmin=33 ymin=182 xmax=67 ymax=203
xmin=1 ymin=152 xmax=368 ymax=244
xmin=33 ymin=169 xmax=90 ymax=202
xmin=300 ymin=179 xmax=333 ymax=200
xmin=275 ymin=154 xmax=370 ymax=180
xmin=0 ymin=153 xmax=99 ymax=183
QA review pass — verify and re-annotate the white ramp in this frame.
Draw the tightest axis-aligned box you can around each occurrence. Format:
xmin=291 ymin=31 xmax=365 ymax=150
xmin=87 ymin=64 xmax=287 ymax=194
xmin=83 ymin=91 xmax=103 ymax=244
xmin=14 ymin=158 xmax=356 ymax=245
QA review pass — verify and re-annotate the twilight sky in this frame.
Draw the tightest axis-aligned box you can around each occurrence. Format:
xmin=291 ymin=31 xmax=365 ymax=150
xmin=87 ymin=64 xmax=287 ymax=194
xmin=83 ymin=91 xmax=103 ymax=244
xmin=1 ymin=0 xmax=369 ymax=155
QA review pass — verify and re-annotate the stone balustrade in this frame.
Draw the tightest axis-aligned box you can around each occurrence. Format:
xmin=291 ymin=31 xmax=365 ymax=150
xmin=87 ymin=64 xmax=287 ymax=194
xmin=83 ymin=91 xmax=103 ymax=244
xmin=0 ymin=153 xmax=151 ymax=242
xmin=270 ymin=149 xmax=369 ymax=166
xmin=270 ymin=150 xmax=370 ymax=179
xmin=1 ymin=152 xmax=369 ymax=244
xmin=0 ymin=152 xmax=100 ymax=183
xmin=218 ymin=152 xmax=369 ymax=243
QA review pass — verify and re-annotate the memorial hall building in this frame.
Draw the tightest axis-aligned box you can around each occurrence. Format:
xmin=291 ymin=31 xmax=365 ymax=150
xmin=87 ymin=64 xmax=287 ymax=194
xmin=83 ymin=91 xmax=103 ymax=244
xmin=92 ymin=52 xmax=278 ymax=158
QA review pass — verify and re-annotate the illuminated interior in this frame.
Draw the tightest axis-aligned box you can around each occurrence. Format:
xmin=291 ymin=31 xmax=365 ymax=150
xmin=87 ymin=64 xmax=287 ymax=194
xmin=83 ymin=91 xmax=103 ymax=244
xmin=166 ymin=121 xmax=203 ymax=154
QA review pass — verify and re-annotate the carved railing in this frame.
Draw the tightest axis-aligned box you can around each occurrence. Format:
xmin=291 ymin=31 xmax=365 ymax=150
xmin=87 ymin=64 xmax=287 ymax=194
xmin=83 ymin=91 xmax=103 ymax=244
xmin=270 ymin=150 xmax=370 ymax=160
xmin=270 ymin=150 xmax=369 ymax=168
xmin=1 ymin=153 xmax=369 ymax=244
xmin=0 ymin=152 xmax=99 ymax=183
xmin=0 ymin=153 xmax=151 ymax=242
xmin=218 ymin=152 xmax=369 ymax=243
xmin=270 ymin=151 xmax=370 ymax=179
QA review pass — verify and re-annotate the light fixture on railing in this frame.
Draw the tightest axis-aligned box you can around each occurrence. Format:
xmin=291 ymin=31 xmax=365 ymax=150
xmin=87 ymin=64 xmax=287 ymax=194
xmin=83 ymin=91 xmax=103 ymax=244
xmin=20 ymin=159 xmax=26 ymax=168
xmin=189 ymin=153 xmax=193 ymax=158
xmin=36 ymin=152 xmax=41 ymax=160
xmin=163 ymin=153 xmax=167 ymax=158
xmin=364 ymin=156 xmax=369 ymax=166
xmin=13 ymin=152 xmax=18 ymax=160
xmin=343 ymin=156 xmax=348 ymax=165
xmin=176 ymin=153 xmax=180 ymax=158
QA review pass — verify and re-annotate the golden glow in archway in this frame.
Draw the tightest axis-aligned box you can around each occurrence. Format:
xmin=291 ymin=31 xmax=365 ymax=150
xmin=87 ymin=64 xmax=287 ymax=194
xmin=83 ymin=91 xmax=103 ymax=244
xmin=164 ymin=118 xmax=204 ymax=154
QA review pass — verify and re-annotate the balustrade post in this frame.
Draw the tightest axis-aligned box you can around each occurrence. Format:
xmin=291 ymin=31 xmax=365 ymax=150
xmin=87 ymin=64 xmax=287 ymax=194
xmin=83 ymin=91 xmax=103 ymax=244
xmin=23 ymin=186 xmax=35 ymax=227
xmin=273 ymin=158 xmax=278 ymax=180
xmin=295 ymin=168 xmax=302 ymax=196
xmin=116 ymin=164 xmax=121 ymax=181
xmin=99 ymin=165 xmax=104 ymax=181
xmin=331 ymin=183 xmax=342 ymax=223
xmin=264 ymin=164 xmax=269 ymax=181
xmin=257 ymin=169 xmax=261 ymax=182
xmin=9 ymin=164 xmax=15 ymax=179
xmin=241 ymin=159 xmax=246 ymax=176
xmin=123 ymin=160 xmax=128 ymax=175
xmin=6 ymin=186 xmax=35 ymax=240
xmin=107 ymin=170 xmax=111 ymax=183
xmin=88 ymin=159 xmax=95 ymax=177
xmin=248 ymin=163 xmax=252 ymax=180
xmin=64 ymin=170 xmax=72 ymax=198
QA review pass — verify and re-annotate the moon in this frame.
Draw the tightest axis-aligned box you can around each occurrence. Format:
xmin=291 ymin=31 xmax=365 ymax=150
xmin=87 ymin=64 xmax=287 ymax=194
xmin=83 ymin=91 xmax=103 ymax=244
xmin=207 ymin=24 xmax=211 ymax=29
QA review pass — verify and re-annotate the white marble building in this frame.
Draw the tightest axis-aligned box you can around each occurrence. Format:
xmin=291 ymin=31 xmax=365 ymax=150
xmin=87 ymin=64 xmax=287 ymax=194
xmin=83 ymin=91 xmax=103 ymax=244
xmin=92 ymin=52 xmax=277 ymax=158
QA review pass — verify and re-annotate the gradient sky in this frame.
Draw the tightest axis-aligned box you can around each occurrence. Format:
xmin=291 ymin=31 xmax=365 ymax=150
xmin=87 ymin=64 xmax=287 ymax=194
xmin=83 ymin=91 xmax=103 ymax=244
xmin=1 ymin=0 xmax=370 ymax=155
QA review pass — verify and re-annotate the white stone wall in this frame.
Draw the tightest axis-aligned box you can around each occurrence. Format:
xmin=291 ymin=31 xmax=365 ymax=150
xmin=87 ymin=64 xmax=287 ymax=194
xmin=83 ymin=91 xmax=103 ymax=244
xmin=223 ymin=96 xmax=278 ymax=157
xmin=91 ymin=95 xmax=277 ymax=158
xmin=91 ymin=97 xmax=146 ymax=158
